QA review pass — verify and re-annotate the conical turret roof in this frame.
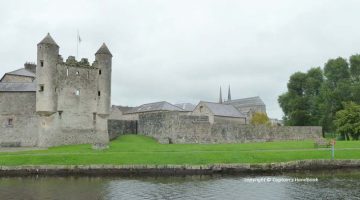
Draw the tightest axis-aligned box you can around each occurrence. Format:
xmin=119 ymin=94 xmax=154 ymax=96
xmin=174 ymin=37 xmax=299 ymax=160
xmin=38 ymin=33 xmax=58 ymax=47
xmin=95 ymin=43 xmax=112 ymax=56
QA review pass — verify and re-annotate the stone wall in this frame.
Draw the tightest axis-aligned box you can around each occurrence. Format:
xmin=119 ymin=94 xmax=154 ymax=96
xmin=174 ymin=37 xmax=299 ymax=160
xmin=0 ymin=92 xmax=38 ymax=147
xmin=108 ymin=120 xmax=137 ymax=140
xmin=138 ymin=111 xmax=322 ymax=144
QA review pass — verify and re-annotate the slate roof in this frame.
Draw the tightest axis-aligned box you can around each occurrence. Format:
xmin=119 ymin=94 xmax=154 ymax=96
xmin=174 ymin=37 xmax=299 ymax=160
xmin=95 ymin=43 xmax=112 ymax=56
xmin=175 ymin=103 xmax=196 ymax=111
xmin=200 ymin=102 xmax=246 ymax=118
xmin=224 ymin=96 xmax=265 ymax=107
xmin=126 ymin=101 xmax=184 ymax=114
xmin=114 ymin=105 xmax=134 ymax=113
xmin=38 ymin=33 xmax=58 ymax=47
xmin=0 ymin=82 xmax=36 ymax=92
xmin=6 ymin=68 xmax=35 ymax=77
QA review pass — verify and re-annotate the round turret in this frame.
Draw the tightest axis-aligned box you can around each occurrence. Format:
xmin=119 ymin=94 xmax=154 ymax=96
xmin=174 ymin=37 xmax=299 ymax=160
xmin=95 ymin=43 xmax=112 ymax=115
xmin=36 ymin=33 xmax=59 ymax=115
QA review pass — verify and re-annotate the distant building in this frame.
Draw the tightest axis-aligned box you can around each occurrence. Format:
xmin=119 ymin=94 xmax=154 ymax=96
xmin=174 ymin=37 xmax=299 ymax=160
xmin=192 ymin=101 xmax=247 ymax=124
xmin=109 ymin=105 xmax=135 ymax=120
xmin=174 ymin=103 xmax=196 ymax=111
xmin=219 ymin=86 xmax=267 ymax=122
xmin=120 ymin=101 xmax=187 ymax=120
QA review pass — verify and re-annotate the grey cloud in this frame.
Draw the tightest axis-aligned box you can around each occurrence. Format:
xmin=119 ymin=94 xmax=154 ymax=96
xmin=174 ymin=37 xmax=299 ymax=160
xmin=1 ymin=0 xmax=359 ymax=119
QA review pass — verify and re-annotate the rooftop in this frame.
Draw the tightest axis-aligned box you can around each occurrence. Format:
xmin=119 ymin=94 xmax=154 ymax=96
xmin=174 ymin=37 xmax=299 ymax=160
xmin=126 ymin=101 xmax=184 ymax=114
xmin=224 ymin=96 xmax=265 ymax=107
xmin=95 ymin=43 xmax=112 ymax=56
xmin=38 ymin=33 xmax=58 ymax=47
xmin=175 ymin=103 xmax=196 ymax=111
xmin=6 ymin=68 xmax=35 ymax=78
xmin=200 ymin=101 xmax=246 ymax=118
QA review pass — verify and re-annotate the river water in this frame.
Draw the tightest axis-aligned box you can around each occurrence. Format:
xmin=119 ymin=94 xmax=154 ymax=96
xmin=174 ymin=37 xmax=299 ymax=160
xmin=0 ymin=169 xmax=359 ymax=200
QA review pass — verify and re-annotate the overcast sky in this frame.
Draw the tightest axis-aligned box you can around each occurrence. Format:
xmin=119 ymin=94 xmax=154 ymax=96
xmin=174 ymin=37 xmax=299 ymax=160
xmin=1 ymin=0 xmax=360 ymax=119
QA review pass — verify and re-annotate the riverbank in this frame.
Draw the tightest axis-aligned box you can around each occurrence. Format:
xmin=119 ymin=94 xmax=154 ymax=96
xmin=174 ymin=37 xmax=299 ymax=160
xmin=0 ymin=135 xmax=359 ymax=168
xmin=0 ymin=160 xmax=359 ymax=176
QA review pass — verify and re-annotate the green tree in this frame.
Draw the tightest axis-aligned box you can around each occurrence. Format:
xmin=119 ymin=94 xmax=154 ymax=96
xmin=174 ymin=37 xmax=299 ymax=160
xmin=320 ymin=57 xmax=351 ymax=132
xmin=350 ymin=54 xmax=360 ymax=80
xmin=323 ymin=57 xmax=350 ymax=87
xmin=334 ymin=102 xmax=360 ymax=140
xmin=279 ymin=54 xmax=360 ymax=133
xmin=350 ymin=55 xmax=360 ymax=103
xmin=250 ymin=112 xmax=270 ymax=125
xmin=278 ymin=68 xmax=323 ymax=126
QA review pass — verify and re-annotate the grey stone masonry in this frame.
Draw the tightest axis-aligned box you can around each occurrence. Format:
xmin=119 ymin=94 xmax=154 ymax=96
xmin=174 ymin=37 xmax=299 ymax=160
xmin=138 ymin=111 xmax=322 ymax=144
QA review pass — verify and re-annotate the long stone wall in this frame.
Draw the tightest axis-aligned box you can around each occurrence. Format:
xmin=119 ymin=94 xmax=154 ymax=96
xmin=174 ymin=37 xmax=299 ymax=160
xmin=138 ymin=111 xmax=322 ymax=144
xmin=108 ymin=120 xmax=137 ymax=140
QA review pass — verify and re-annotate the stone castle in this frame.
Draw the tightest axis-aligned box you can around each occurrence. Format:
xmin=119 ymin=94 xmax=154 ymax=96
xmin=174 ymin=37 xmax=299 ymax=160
xmin=0 ymin=33 xmax=321 ymax=147
xmin=0 ymin=33 xmax=111 ymax=147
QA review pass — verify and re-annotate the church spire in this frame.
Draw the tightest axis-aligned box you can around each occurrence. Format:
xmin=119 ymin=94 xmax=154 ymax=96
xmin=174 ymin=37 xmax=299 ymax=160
xmin=219 ymin=86 xmax=223 ymax=104
xmin=228 ymin=85 xmax=232 ymax=101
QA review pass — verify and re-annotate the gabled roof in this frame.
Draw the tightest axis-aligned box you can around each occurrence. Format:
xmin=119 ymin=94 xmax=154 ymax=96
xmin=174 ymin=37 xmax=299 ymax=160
xmin=199 ymin=101 xmax=246 ymax=118
xmin=112 ymin=105 xmax=134 ymax=113
xmin=6 ymin=68 xmax=35 ymax=77
xmin=38 ymin=33 xmax=58 ymax=47
xmin=0 ymin=82 xmax=36 ymax=92
xmin=175 ymin=103 xmax=196 ymax=111
xmin=224 ymin=96 xmax=265 ymax=107
xmin=95 ymin=43 xmax=112 ymax=56
xmin=126 ymin=101 xmax=184 ymax=114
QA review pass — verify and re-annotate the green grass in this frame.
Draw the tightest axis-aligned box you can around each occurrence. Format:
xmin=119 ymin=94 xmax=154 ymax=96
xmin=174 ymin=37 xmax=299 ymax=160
xmin=0 ymin=135 xmax=359 ymax=166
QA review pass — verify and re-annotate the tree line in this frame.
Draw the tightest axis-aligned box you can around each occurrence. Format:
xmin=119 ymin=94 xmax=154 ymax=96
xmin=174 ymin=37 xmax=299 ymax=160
xmin=278 ymin=54 xmax=360 ymax=139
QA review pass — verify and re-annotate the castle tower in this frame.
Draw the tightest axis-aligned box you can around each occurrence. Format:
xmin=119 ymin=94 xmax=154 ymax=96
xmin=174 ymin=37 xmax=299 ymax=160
xmin=228 ymin=85 xmax=231 ymax=101
xmin=36 ymin=33 xmax=59 ymax=115
xmin=95 ymin=43 xmax=112 ymax=115
xmin=219 ymin=86 xmax=223 ymax=104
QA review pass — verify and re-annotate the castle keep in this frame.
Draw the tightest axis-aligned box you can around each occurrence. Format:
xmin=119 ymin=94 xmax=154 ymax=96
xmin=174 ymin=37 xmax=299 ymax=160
xmin=0 ymin=33 xmax=112 ymax=147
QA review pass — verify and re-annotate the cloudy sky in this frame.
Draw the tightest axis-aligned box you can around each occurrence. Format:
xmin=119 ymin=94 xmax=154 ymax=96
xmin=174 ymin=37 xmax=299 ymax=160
xmin=1 ymin=0 xmax=360 ymax=119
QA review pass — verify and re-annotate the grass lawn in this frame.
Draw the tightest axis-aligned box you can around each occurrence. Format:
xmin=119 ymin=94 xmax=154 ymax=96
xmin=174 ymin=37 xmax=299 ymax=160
xmin=0 ymin=135 xmax=359 ymax=166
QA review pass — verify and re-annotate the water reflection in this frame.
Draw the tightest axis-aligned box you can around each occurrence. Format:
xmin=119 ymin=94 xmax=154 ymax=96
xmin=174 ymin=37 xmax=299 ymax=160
xmin=0 ymin=170 xmax=359 ymax=200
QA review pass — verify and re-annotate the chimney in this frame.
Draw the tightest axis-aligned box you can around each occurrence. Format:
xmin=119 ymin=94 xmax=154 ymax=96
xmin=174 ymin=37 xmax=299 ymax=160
xmin=24 ymin=62 xmax=36 ymax=73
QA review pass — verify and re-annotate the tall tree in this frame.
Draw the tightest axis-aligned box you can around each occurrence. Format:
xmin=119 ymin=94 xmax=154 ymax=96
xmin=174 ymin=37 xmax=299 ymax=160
xmin=350 ymin=55 xmax=360 ymax=103
xmin=320 ymin=57 xmax=350 ymax=132
xmin=350 ymin=54 xmax=360 ymax=80
xmin=279 ymin=69 xmax=323 ymax=126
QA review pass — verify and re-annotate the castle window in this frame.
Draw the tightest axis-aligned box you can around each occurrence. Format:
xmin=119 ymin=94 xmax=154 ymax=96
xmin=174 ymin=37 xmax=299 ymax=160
xmin=7 ymin=118 xmax=13 ymax=126
xmin=55 ymin=87 xmax=58 ymax=92
xmin=66 ymin=68 xmax=69 ymax=76
xmin=76 ymin=71 xmax=79 ymax=75
xmin=93 ymin=113 xmax=96 ymax=121
xmin=39 ymin=85 xmax=44 ymax=92
xmin=75 ymin=89 xmax=80 ymax=96
xmin=40 ymin=60 xmax=44 ymax=67
xmin=99 ymin=70 xmax=101 ymax=75
xmin=200 ymin=105 xmax=203 ymax=112
xmin=98 ymin=91 xmax=101 ymax=97
xmin=58 ymin=111 xmax=63 ymax=119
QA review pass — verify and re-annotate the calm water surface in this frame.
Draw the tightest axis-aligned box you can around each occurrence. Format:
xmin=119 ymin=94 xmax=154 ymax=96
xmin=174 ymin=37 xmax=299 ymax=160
xmin=0 ymin=169 xmax=359 ymax=200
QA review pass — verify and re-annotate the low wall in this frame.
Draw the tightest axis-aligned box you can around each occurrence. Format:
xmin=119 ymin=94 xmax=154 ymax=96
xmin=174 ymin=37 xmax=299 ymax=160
xmin=138 ymin=112 xmax=322 ymax=144
xmin=108 ymin=120 xmax=137 ymax=140
xmin=0 ymin=160 xmax=359 ymax=176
